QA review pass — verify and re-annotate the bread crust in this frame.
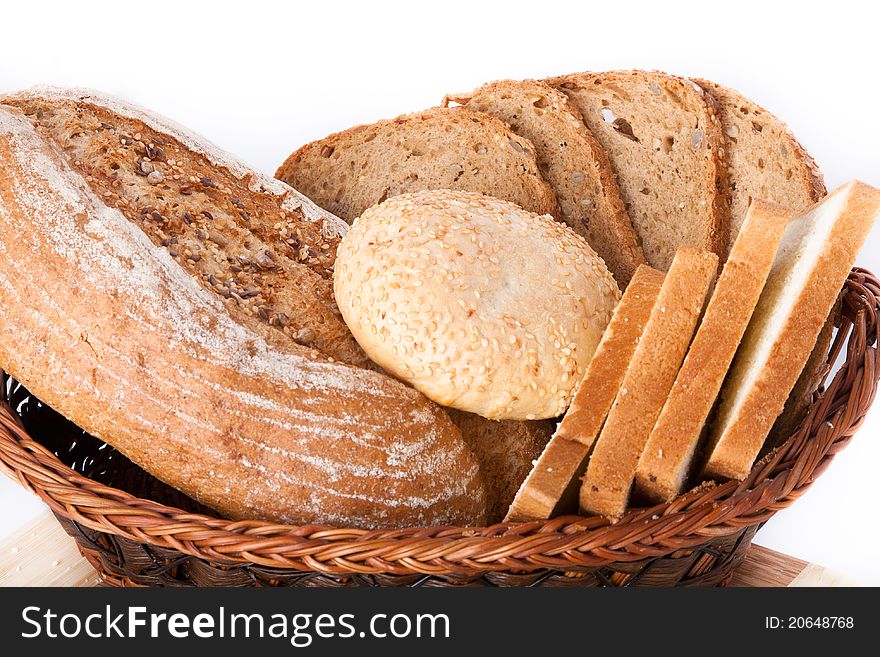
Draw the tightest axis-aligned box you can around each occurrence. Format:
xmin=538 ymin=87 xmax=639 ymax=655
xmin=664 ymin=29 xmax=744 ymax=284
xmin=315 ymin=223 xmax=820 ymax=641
xmin=580 ymin=247 xmax=717 ymax=519
xmin=444 ymin=79 xmax=645 ymax=286
xmin=704 ymin=182 xmax=880 ymax=480
xmin=505 ymin=265 xmax=663 ymax=521
xmin=547 ymin=70 xmax=730 ymax=270
xmin=635 ymin=201 xmax=792 ymax=502
xmin=0 ymin=97 xmax=487 ymax=529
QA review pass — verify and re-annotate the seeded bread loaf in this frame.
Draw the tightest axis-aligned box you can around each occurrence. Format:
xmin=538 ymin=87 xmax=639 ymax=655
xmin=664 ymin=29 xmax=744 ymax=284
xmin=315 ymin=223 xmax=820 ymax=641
xmin=444 ymin=80 xmax=644 ymax=286
xmin=635 ymin=201 xmax=792 ymax=503
xmin=0 ymin=88 xmax=487 ymax=529
xmin=547 ymin=71 xmax=728 ymax=270
xmin=275 ymin=107 xmax=558 ymax=222
xmin=447 ymin=410 xmax=553 ymax=523
xmin=693 ymin=79 xmax=825 ymax=243
xmin=580 ymin=247 xmax=717 ymax=519
xmin=704 ymin=182 xmax=880 ymax=481
xmin=505 ymin=265 xmax=663 ymax=522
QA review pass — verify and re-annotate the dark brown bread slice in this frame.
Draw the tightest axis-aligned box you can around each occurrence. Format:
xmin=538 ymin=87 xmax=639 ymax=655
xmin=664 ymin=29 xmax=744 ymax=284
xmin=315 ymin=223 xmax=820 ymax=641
xmin=504 ymin=265 xmax=664 ymax=522
xmin=275 ymin=106 xmax=558 ymax=222
xmin=546 ymin=70 xmax=728 ymax=271
xmin=444 ymin=80 xmax=644 ymax=286
xmin=447 ymin=410 xmax=553 ymax=523
xmin=693 ymin=79 xmax=825 ymax=244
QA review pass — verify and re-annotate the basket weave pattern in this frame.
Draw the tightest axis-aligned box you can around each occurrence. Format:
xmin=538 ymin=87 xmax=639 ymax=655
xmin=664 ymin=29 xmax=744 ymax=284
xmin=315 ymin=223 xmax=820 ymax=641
xmin=0 ymin=269 xmax=877 ymax=587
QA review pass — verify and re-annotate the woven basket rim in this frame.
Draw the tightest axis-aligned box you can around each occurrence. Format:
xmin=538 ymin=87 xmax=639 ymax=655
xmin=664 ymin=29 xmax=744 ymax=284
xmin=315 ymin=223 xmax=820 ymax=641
xmin=0 ymin=268 xmax=877 ymax=577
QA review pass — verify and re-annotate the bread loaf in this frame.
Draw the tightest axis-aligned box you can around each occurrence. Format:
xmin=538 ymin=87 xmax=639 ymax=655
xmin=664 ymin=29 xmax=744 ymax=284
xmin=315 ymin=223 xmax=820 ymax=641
xmin=275 ymin=107 xmax=558 ymax=222
xmin=704 ymin=181 xmax=880 ymax=480
xmin=444 ymin=80 xmax=644 ymax=286
xmin=547 ymin=71 xmax=728 ymax=270
xmin=0 ymin=88 xmax=487 ymax=529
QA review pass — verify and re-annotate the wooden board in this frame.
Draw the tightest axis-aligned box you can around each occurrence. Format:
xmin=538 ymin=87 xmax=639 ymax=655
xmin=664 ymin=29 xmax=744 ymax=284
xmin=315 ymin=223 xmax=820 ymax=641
xmin=0 ymin=510 xmax=859 ymax=587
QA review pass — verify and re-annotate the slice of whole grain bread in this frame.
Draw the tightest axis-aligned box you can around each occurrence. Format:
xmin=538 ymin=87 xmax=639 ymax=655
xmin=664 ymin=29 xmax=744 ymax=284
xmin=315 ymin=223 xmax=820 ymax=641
xmin=275 ymin=106 xmax=558 ymax=222
xmin=693 ymin=79 xmax=825 ymax=245
xmin=546 ymin=70 xmax=728 ymax=271
xmin=444 ymin=80 xmax=644 ymax=286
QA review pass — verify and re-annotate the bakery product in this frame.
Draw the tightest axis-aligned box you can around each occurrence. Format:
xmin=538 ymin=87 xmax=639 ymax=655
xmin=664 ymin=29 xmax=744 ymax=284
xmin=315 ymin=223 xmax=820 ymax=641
xmin=704 ymin=181 xmax=880 ymax=480
xmin=505 ymin=265 xmax=664 ymax=522
xmin=444 ymin=80 xmax=644 ymax=286
xmin=275 ymin=106 xmax=558 ymax=222
xmin=5 ymin=88 xmax=369 ymax=368
xmin=447 ymin=410 xmax=553 ymax=523
xmin=580 ymin=247 xmax=717 ymax=519
xmin=0 ymin=88 xmax=487 ymax=529
xmin=333 ymin=189 xmax=620 ymax=420
xmin=546 ymin=70 xmax=728 ymax=270
xmin=694 ymin=79 xmax=825 ymax=243
xmin=635 ymin=201 xmax=792 ymax=503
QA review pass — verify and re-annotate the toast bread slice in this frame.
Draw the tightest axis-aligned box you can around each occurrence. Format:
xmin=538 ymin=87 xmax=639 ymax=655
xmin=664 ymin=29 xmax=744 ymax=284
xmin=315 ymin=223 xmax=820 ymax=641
xmin=635 ymin=201 xmax=792 ymax=502
xmin=704 ymin=181 xmax=880 ymax=480
xmin=580 ymin=247 xmax=718 ymax=518
xmin=444 ymin=80 xmax=644 ymax=286
xmin=505 ymin=265 xmax=664 ymax=521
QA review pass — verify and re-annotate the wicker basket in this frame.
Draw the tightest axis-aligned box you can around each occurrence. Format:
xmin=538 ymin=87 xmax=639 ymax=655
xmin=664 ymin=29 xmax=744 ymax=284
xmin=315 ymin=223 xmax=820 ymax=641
xmin=0 ymin=269 xmax=877 ymax=588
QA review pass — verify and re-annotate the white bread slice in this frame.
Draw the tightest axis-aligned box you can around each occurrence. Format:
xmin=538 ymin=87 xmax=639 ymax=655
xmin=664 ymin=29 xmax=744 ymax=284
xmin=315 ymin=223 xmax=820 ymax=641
xmin=580 ymin=248 xmax=718 ymax=519
xmin=505 ymin=265 xmax=664 ymax=521
xmin=704 ymin=181 xmax=880 ymax=480
xmin=635 ymin=201 xmax=793 ymax=503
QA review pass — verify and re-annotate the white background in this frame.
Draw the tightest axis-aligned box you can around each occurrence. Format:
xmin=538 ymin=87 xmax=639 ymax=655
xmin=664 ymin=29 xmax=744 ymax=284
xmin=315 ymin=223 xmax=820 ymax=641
xmin=1 ymin=0 xmax=879 ymax=583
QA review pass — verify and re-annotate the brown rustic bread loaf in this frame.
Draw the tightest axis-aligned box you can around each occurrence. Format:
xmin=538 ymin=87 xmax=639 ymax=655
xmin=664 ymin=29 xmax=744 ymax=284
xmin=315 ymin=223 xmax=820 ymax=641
xmin=635 ymin=201 xmax=792 ymax=503
xmin=0 ymin=88 xmax=487 ymax=529
xmin=580 ymin=247 xmax=717 ymax=519
xmin=704 ymin=182 xmax=880 ymax=481
xmin=444 ymin=80 xmax=644 ymax=286
xmin=693 ymin=79 xmax=825 ymax=243
xmin=275 ymin=106 xmax=558 ymax=222
xmin=505 ymin=265 xmax=663 ymax=522
xmin=546 ymin=71 xmax=728 ymax=270
xmin=446 ymin=410 xmax=553 ymax=523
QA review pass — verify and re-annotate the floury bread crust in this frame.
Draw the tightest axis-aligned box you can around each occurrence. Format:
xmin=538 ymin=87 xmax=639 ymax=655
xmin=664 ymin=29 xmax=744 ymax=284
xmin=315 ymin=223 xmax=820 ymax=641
xmin=0 ymin=91 xmax=487 ymax=529
xmin=334 ymin=190 xmax=620 ymax=420
xmin=547 ymin=71 xmax=728 ymax=271
xmin=275 ymin=106 xmax=559 ymax=223
xmin=444 ymin=80 xmax=645 ymax=287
